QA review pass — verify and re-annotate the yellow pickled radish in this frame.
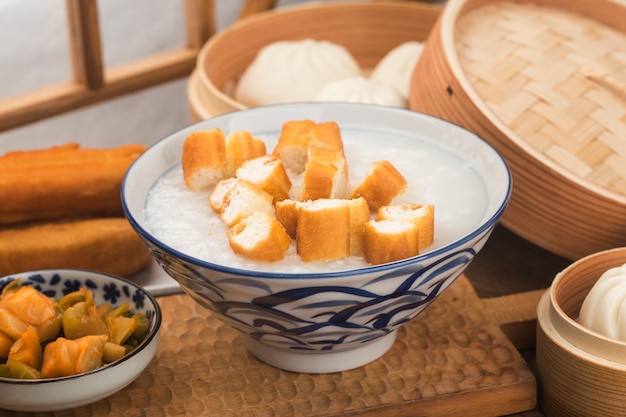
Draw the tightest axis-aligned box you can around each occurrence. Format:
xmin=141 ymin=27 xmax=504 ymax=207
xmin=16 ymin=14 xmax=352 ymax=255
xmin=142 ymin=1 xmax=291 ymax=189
xmin=1 ymin=286 xmax=56 ymax=325
xmin=8 ymin=326 xmax=42 ymax=370
xmin=105 ymin=300 xmax=130 ymax=318
xmin=0 ymin=330 xmax=13 ymax=358
xmin=74 ymin=335 xmax=108 ymax=374
xmin=41 ymin=337 xmax=79 ymax=378
xmin=107 ymin=316 xmax=136 ymax=345
xmin=97 ymin=302 xmax=114 ymax=318
xmin=103 ymin=341 xmax=126 ymax=363
xmin=41 ymin=335 xmax=107 ymax=378
xmin=0 ymin=308 xmax=29 ymax=340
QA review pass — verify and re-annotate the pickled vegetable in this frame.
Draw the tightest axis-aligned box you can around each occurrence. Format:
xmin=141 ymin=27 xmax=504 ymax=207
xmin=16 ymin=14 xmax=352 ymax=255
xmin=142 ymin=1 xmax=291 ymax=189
xmin=105 ymin=301 xmax=130 ymax=318
xmin=8 ymin=326 xmax=42 ymax=370
xmin=107 ymin=316 xmax=136 ymax=345
xmin=0 ymin=308 xmax=28 ymax=340
xmin=132 ymin=314 xmax=151 ymax=342
xmin=62 ymin=290 xmax=108 ymax=340
xmin=56 ymin=287 xmax=88 ymax=312
xmin=102 ymin=341 xmax=126 ymax=363
xmin=0 ymin=283 xmax=61 ymax=344
xmin=6 ymin=359 xmax=40 ymax=379
xmin=0 ymin=331 xmax=12 ymax=358
xmin=0 ymin=280 xmax=151 ymax=380
xmin=41 ymin=335 xmax=107 ymax=378
xmin=1 ymin=286 xmax=56 ymax=325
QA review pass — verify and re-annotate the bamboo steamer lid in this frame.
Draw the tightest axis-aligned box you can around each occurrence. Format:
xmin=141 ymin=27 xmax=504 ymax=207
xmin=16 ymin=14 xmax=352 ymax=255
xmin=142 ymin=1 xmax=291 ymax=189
xmin=536 ymin=247 xmax=626 ymax=417
xmin=410 ymin=0 xmax=626 ymax=260
xmin=191 ymin=1 xmax=441 ymax=118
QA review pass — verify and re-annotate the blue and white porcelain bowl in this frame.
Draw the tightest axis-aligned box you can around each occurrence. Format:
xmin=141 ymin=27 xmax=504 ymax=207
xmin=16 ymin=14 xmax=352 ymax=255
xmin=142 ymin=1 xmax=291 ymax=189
xmin=0 ymin=269 xmax=161 ymax=412
xmin=122 ymin=103 xmax=511 ymax=373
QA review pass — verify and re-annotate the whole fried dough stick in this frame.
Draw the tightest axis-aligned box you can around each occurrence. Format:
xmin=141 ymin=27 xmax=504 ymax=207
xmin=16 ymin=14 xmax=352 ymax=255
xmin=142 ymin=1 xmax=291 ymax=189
xmin=0 ymin=143 xmax=146 ymax=225
xmin=0 ymin=218 xmax=152 ymax=277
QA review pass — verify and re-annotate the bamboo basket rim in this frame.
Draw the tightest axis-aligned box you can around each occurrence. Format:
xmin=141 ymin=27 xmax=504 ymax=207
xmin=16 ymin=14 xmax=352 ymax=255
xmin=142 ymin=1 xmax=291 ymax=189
xmin=187 ymin=69 xmax=212 ymax=120
xmin=538 ymin=290 xmax=626 ymax=375
xmin=195 ymin=1 xmax=443 ymax=115
xmin=438 ymin=0 xmax=626 ymax=205
xmin=547 ymin=247 xmax=626 ymax=365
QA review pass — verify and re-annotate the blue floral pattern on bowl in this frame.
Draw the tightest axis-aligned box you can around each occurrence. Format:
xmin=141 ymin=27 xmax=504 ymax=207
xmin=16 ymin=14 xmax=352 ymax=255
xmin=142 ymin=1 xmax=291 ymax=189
xmin=0 ymin=269 xmax=157 ymax=322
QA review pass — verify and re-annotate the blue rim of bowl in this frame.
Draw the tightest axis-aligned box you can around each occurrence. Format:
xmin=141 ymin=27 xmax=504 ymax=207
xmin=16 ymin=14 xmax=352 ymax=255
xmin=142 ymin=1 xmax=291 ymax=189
xmin=0 ymin=269 xmax=162 ymax=385
xmin=122 ymin=102 xmax=513 ymax=280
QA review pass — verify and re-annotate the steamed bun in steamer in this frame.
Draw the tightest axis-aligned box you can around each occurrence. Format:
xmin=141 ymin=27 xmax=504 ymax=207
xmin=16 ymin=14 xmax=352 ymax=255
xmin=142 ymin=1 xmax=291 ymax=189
xmin=579 ymin=262 xmax=626 ymax=341
xmin=370 ymin=41 xmax=424 ymax=99
xmin=234 ymin=39 xmax=362 ymax=106
xmin=314 ymin=77 xmax=407 ymax=107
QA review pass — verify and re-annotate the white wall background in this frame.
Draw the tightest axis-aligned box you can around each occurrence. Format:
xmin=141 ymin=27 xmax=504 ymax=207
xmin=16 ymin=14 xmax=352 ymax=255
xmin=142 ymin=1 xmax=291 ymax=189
xmin=0 ymin=0 xmax=316 ymax=152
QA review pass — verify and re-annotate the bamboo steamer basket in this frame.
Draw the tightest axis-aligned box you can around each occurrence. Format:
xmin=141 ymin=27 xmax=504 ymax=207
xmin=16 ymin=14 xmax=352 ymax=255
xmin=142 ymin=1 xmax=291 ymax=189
xmin=188 ymin=69 xmax=211 ymax=123
xmin=536 ymin=247 xmax=626 ymax=417
xmin=190 ymin=1 xmax=442 ymax=119
xmin=409 ymin=0 xmax=626 ymax=260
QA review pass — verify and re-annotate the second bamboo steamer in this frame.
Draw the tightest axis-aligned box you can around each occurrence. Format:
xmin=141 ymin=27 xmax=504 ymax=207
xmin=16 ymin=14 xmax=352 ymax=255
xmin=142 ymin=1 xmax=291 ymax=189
xmin=410 ymin=0 xmax=626 ymax=260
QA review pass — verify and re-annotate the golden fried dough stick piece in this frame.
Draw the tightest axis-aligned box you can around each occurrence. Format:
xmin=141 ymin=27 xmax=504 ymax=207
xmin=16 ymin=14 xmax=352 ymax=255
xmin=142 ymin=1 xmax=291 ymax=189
xmin=0 ymin=218 xmax=152 ymax=277
xmin=350 ymin=160 xmax=407 ymax=211
xmin=300 ymin=145 xmax=348 ymax=201
xmin=275 ymin=199 xmax=299 ymax=239
xmin=0 ymin=144 xmax=147 ymax=225
xmin=0 ymin=143 xmax=80 ymax=166
xmin=296 ymin=199 xmax=351 ymax=262
xmin=347 ymin=197 xmax=370 ymax=256
xmin=224 ymin=130 xmax=267 ymax=177
xmin=236 ymin=155 xmax=292 ymax=203
xmin=0 ymin=143 xmax=144 ymax=168
xmin=363 ymin=219 xmax=419 ymax=265
xmin=377 ymin=203 xmax=435 ymax=249
xmin=272 ymin=120 xmax=345 ymax=173
xmin=182 ymin=129 xmax=226 ymax=191
xmin=227 ymin=211 xmax=292 ymax=262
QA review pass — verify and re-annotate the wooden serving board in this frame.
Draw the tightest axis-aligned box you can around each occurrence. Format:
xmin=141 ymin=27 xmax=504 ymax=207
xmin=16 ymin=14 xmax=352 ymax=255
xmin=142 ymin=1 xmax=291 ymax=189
xmin=2 ymin=275 xmax=545 ymax=417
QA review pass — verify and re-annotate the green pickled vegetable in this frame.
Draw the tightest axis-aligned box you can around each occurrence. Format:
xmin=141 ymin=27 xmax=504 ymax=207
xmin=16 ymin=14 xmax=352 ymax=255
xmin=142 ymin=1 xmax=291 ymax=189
xmin=105 ymin=301 xmax=130 ymax=318
xmin=61 ymin=291 xmax=108 ymax=339
xmin=132 ymin=314 xmax=150 ymax=341
xmin=56 ymin=287 xmax=88 ymax=312
xmin=7 ymin=359 xmax=41 ymax=379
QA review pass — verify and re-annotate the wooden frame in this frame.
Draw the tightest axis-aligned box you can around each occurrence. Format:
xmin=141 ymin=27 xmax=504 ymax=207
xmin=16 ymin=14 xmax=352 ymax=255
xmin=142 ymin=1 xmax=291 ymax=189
xmin=0 ymin=0 xmax=275 ymax=133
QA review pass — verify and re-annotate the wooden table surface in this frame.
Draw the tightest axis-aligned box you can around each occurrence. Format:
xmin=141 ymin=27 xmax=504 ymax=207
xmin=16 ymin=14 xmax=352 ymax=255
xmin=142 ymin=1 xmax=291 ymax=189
xmin=0 ymin=223 xmax=568 ymax=416
xmin=464 ymin=224 xmax=572 ymax=417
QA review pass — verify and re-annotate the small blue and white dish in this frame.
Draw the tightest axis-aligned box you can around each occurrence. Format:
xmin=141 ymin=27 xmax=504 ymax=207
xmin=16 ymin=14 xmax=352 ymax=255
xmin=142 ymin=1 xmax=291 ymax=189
xmin=122 ymin=102 xmax=511 ymax=373
xmin=0 ymin=269 xmax=161 ymax=412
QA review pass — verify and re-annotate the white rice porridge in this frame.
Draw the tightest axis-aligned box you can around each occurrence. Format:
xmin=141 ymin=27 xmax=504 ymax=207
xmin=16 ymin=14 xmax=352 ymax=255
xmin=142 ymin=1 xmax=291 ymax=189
xmin=144 ymin=128 xmax=487 ymax=273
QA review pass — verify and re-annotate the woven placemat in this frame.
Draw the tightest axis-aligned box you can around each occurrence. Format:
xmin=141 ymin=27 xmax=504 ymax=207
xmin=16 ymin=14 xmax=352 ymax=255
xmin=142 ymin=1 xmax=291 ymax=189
xmin=2 ymin=275 xmax=536 ymax=417
xmin=455 ymin=1 xmax=626 ymax=196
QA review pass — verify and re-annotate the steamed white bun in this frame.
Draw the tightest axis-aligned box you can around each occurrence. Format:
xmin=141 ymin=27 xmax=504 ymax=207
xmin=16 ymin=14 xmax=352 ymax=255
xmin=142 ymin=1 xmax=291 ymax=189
xmin=370 ymin=41 xmax=424 ymax=99
xmin=313 ymin=77 xmax=407 ymax=108
xmin=234 ymin=39 xmax=362 ymax=107
xmin=579 ymin=262 xmax=626 ymax=341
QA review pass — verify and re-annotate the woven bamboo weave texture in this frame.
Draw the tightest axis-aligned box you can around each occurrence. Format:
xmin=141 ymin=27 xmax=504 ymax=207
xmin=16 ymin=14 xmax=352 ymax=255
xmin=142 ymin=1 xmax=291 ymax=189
xmin=455 ymin=1 xmax=626 ymax=196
